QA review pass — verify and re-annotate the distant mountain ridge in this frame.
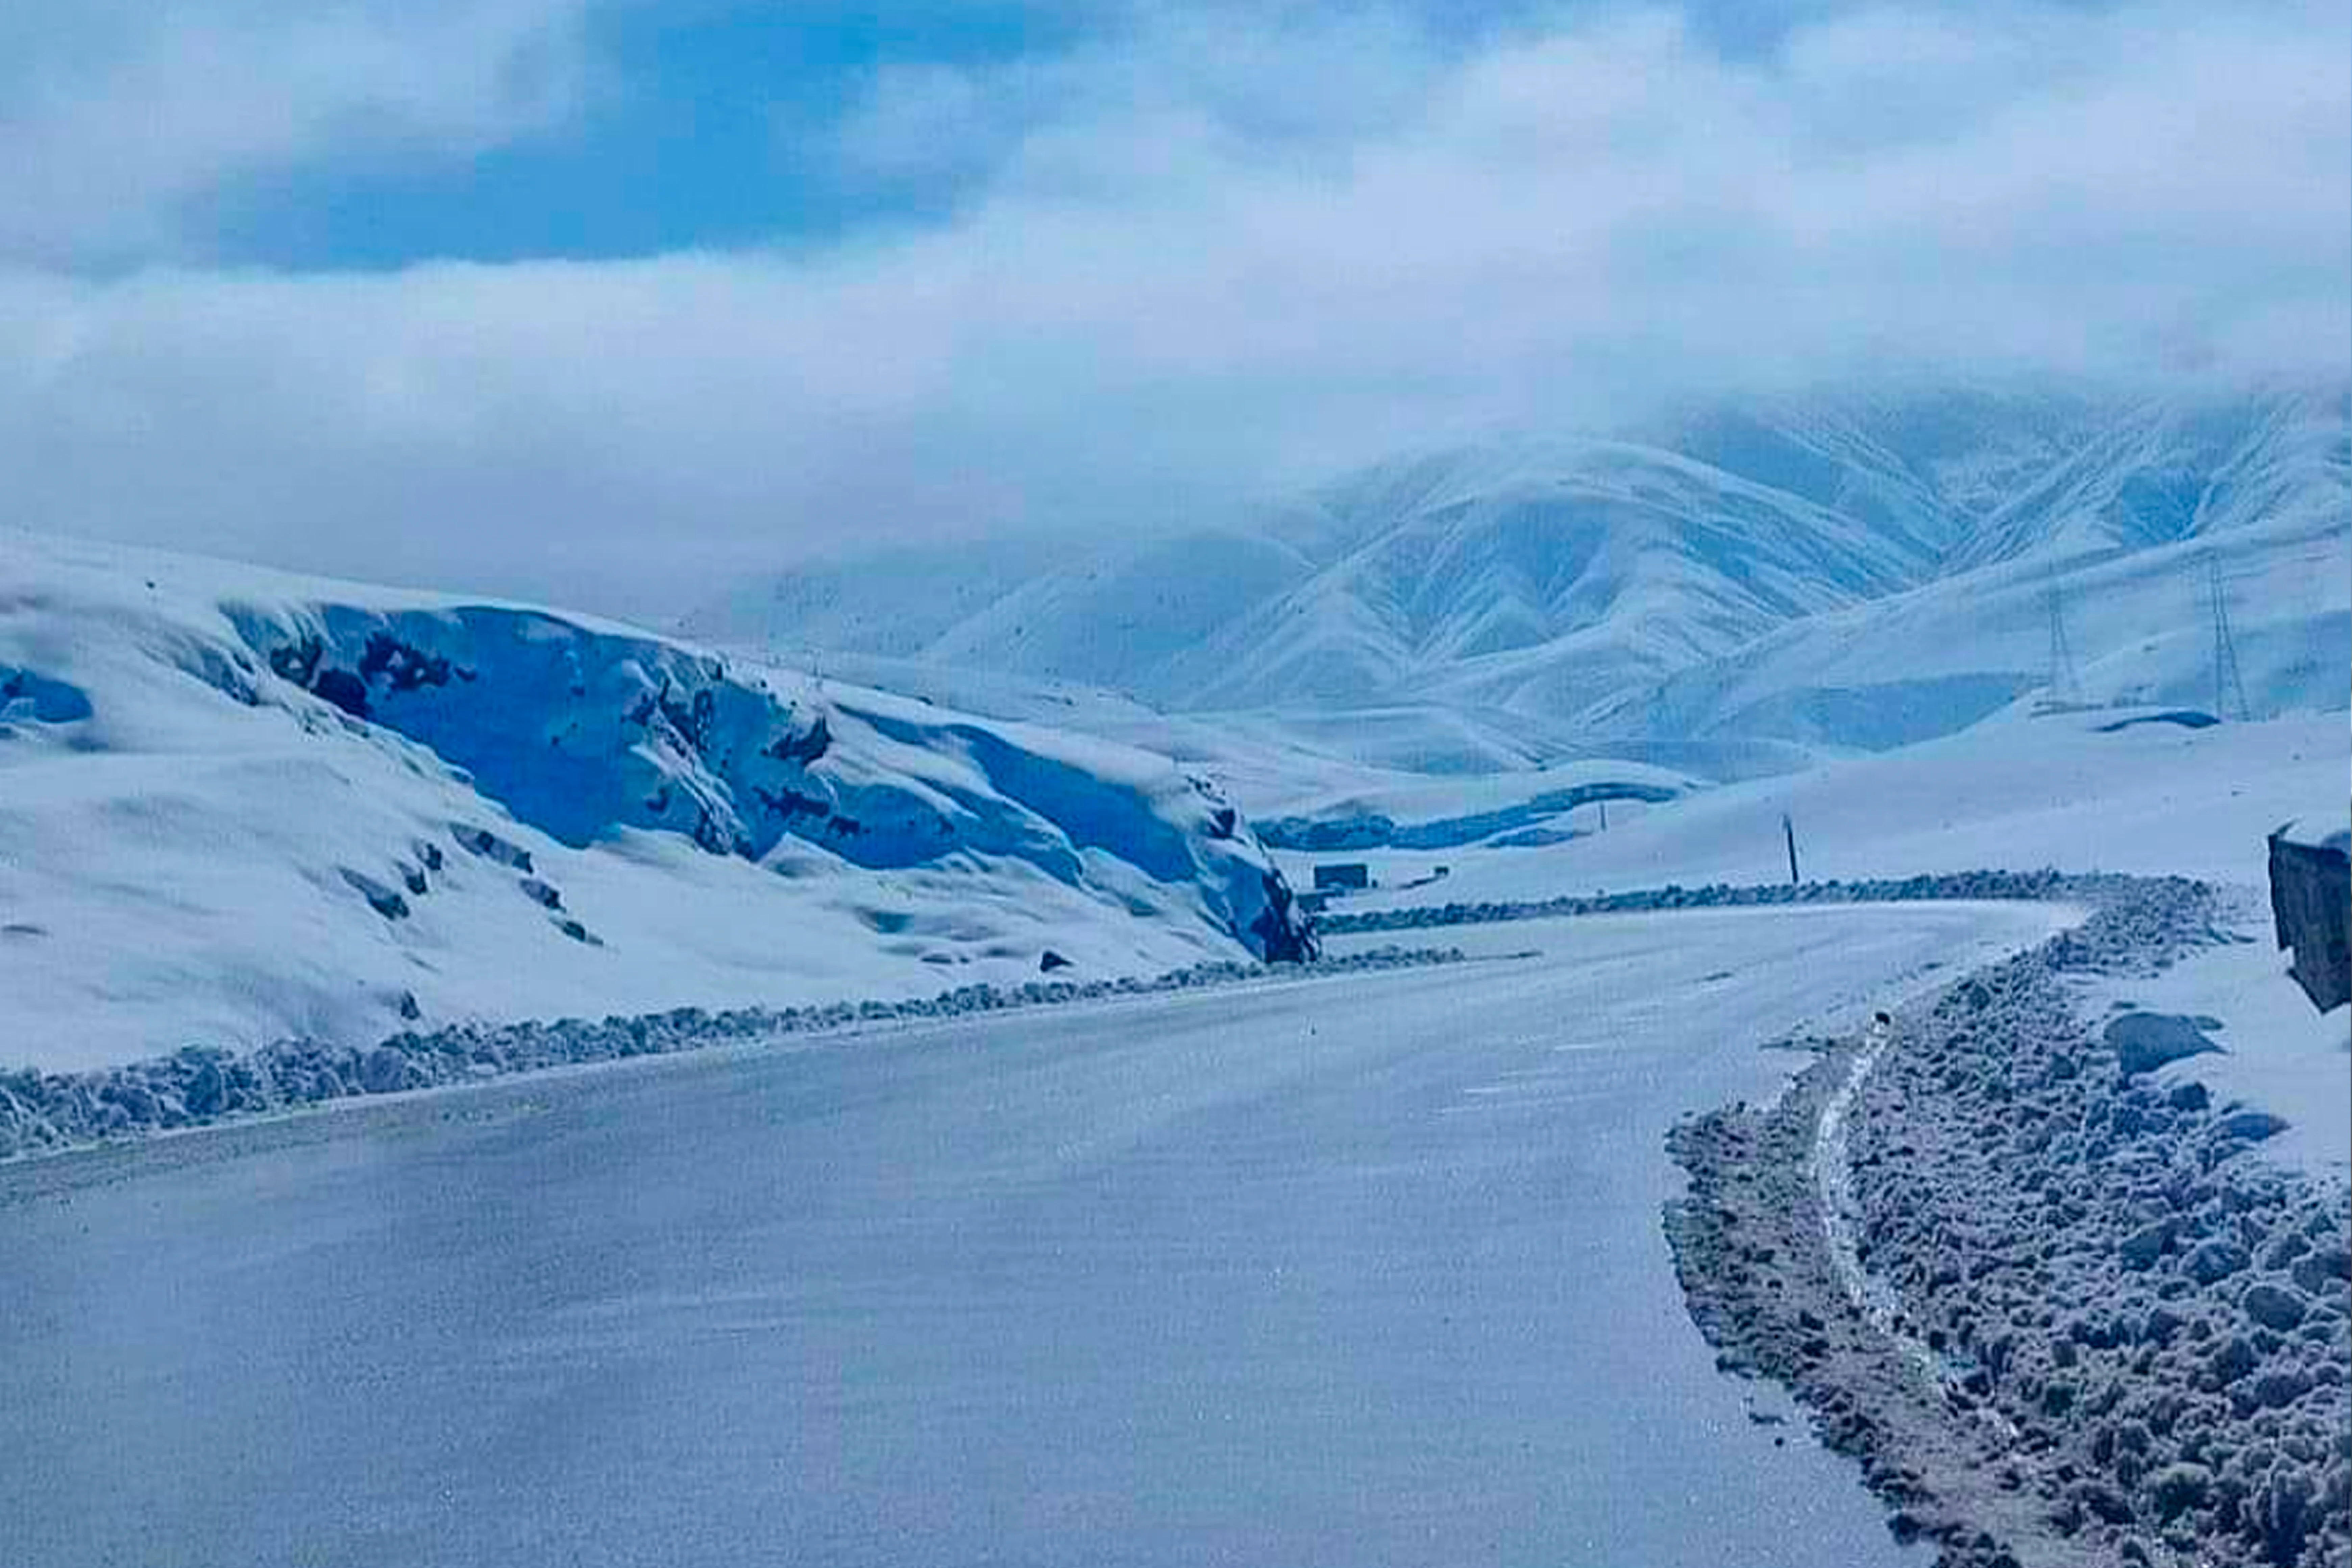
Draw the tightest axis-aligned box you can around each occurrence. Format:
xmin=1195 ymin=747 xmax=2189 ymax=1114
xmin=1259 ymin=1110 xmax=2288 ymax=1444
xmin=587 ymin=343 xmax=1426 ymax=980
xmin=686 ymin=381 xmax=2350 ymax=754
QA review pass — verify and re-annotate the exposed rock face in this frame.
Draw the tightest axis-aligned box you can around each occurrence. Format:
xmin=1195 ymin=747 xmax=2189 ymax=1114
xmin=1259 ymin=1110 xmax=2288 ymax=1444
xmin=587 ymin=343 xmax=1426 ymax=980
xmin=0 ymin=665 xmax=95 ymax=724
xmin=311 ymin=667 xmax=370 ymax=718
xmin=1251 ymin=871 xmax=1319 ymax=964
xmin=234 ymin=603 xmax=844 ymax=862
xmin=2268 ymin=827 xmax=2349 ymax=1013
xmin=219 ymin=599 xmax=1314 ymax=965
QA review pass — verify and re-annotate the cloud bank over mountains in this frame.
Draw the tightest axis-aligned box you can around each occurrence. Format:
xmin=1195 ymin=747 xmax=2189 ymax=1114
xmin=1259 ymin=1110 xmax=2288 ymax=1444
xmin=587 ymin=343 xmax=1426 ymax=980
xmin=4 ymin=1 xmax=2345 ymax=614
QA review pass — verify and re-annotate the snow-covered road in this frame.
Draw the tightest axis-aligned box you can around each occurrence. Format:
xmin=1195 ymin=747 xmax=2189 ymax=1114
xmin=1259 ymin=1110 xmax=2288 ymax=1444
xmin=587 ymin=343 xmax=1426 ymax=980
xmin=0 ymin=902 xmax=2068 ymax=1568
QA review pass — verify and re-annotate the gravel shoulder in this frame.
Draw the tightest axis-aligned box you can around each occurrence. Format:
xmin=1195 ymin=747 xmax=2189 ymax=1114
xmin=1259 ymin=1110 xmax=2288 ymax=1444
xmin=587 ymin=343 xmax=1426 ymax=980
xmin=1667 ymin=877 xmax=2352 ymax=1568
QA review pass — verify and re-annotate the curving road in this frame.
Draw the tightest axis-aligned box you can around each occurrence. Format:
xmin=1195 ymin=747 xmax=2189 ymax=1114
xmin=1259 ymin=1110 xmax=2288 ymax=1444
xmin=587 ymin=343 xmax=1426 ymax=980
xmin=0 ymin=902 xmax=2067 ymax=1567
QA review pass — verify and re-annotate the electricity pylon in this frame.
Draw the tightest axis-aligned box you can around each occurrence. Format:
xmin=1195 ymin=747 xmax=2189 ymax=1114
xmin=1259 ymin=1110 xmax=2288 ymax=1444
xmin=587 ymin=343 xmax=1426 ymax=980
xmin=2207 ymin=552 xmax=2251 ymax=722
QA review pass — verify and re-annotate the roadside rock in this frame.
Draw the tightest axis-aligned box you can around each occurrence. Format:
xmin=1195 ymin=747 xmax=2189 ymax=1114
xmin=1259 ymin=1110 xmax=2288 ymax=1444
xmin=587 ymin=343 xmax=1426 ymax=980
xmin=2105 ymin=1012 xmax=2223 ymax=1079
xmin=2215 ymin=1109 xmax=2292 ymax=1145
xmin=2290 ymin=1247 xmax=2350 ymax=1297
xmin=2244 ymin=1282 xmax=2309 ymax=1332
xmin=2187 ymin=1238 xmax=2252 ymax=1285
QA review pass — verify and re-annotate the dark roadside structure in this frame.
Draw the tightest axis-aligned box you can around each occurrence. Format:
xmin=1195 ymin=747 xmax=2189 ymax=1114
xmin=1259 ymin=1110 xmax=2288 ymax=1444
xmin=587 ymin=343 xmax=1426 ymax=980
xmin=2268 ymin=820 xmax=2349 ymax=1013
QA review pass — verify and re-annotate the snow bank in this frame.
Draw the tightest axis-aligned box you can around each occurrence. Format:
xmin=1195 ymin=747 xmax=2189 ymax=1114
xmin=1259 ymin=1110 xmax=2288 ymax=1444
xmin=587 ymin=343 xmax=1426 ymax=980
xmin=1320 ymin=867 xmax=2093 ymax=935
xmin=0 ymin=944 xmax=1462 ymax=1162
xmin=2083 ymin=897 xmax=2352 ymax=1177
xmin=1669 ymin=879 xmax=2351 ymax=1568
xmin=0 ymin=532 xmax=1310 ymax=1070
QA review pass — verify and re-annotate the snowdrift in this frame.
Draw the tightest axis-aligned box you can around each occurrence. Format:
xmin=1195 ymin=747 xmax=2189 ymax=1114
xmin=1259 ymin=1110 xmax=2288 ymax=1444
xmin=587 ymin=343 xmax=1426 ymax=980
xmin=0 ymin=534 xmax=1310 ymax=1070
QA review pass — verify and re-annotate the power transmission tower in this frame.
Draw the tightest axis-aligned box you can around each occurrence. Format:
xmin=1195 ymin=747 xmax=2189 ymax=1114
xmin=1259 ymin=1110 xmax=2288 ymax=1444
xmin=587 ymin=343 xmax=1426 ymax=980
xmin=2207 ymin=553 xmax=2251 ymax=722
xmin=2044 ymin=577 xmax=2084 ymax=709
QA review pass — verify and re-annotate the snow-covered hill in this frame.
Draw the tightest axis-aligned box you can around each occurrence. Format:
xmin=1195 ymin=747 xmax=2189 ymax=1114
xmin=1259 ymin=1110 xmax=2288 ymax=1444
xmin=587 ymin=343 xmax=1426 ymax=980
xmin=1935 ymin=383 xmax=2349 ymax=574
xmin=1615 ymin=505 xmax=2349 ymax=748
xmin=0 ymin=534 xmax=1312 ymax=1070
xmin=688 ymin=382 xmax=2349 ymax=755
xmin=1155 ymin=438 xmax=1931 ymax=718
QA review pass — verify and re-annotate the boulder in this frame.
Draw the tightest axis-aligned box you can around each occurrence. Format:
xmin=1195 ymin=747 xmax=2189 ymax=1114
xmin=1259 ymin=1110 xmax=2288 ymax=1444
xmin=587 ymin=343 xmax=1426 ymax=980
xmin=2148 ymin=1462 xmax=2212 ymax=1522
xmin=2249 ymin=1368 xmax=2312 ymax=1410
xmin=2288 ymin=1246 xmax=2350 ymax=1298
xmin=2121 ymin=1219 xmax=2178 ymax=1270
xmin=2105 ymin=1012 xmax=2222 ymax=1078
xmin=2186 ymin=1238 xmax=2252 ymax=1285
xmin=2213 ymin=1109 xmax=2290 ymax=1145
xmin=2242 ymin=1282 xmax=2309 ymax=1332
xmin=358 ymin=1047 xmax=420 ymax=1095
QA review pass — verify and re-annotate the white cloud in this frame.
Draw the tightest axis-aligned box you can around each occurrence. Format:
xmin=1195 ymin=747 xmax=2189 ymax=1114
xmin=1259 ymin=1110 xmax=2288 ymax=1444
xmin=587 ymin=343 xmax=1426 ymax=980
xmin=825 ymin=63 xmax=1016 ymax=185
xmin=818 ymin=6 xmax=1444 ymax=198
xmin=0 ymin=0 xmax=594 ymax=264
xmin=2 ymin=1 xmax=2346 ymax=615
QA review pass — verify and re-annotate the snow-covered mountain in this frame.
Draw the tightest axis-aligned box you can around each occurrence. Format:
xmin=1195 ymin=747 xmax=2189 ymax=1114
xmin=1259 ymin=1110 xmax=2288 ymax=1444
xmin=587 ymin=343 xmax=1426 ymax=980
xmin=17 ymin=382 xmax=2335 ymax=1063
xmin=0 ymin=534 xmax=1312 ymax=1069
xmin=1935 ymin=384 xmax=2349 ymax=573
xmin=688 ymin=382 xmax=2349 ymax=754
xmin=1154 ymin=438 xmax=1934 ymax=718
xmin=1617 ymin=505 xmax=2349 ymax=749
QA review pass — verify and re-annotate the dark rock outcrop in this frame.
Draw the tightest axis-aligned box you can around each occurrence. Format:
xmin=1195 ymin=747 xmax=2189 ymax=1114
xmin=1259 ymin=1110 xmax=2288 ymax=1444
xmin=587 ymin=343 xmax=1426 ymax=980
xmin=1250 ymin=871 xmax=1319 ymax=964
xmin=2105 ymin=1012 xmax=2223 ymax=1078
xmin=2268 ymin=826 xmax=2349 ymax=1013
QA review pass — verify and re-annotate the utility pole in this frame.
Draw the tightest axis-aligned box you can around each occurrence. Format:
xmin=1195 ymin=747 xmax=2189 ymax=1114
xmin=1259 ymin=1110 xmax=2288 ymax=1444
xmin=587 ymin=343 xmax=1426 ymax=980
xmin=1782 ymin=812 xmax=1800 ymax=886
xmin=1597 ymin=798 xmax=1608 ymax=833
xmin=2207 ymin=553 xmax=2251 ymax=723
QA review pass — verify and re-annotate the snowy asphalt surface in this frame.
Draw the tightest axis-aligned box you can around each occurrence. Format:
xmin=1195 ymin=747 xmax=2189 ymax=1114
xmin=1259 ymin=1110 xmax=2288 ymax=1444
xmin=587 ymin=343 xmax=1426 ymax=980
xmin=0 ymin=902 xmax=2065 ymax=1568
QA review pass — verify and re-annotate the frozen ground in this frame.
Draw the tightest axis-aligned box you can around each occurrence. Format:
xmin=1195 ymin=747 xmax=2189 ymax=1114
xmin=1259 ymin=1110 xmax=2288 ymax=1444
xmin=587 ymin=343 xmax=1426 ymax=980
xmin=0 ymin=901 xmax=2067 ymax=1568
xmin=0 ymin=532 xmax=1307 ymax=1071
xmin=1278 ymin=709 xmax=2347 ymax=902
